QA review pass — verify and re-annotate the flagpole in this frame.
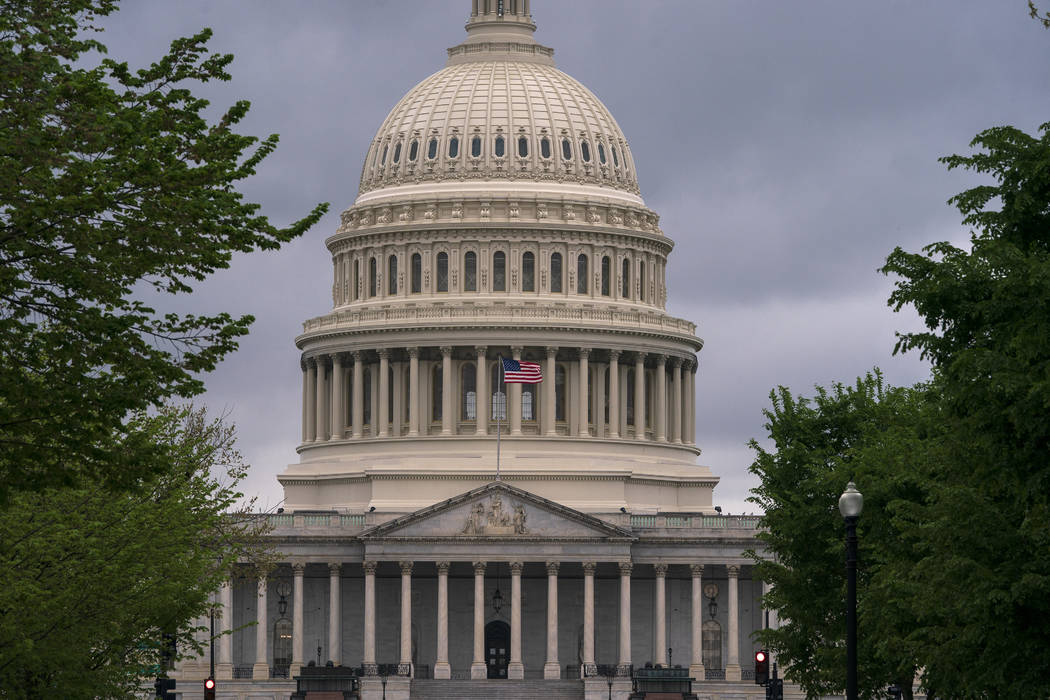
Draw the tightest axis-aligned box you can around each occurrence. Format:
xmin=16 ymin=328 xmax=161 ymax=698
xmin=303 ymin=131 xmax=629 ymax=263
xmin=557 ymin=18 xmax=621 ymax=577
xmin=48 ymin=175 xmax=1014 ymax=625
xmin=496 ymin=356 xmax=502 ymax=481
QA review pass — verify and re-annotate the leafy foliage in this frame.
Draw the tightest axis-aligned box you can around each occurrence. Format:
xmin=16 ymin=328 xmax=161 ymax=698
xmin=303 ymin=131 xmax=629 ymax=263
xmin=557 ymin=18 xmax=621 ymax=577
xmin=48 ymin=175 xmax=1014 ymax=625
xmin=0 ymin=405 xmax=272 ymax=699
xmin=0 ymin=0 xmax=328 ymax=501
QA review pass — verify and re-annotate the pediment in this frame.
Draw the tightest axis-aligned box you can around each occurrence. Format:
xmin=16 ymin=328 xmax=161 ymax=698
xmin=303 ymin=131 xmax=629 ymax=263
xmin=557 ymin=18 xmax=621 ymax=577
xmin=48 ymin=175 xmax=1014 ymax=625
xmin=361 ymin=482 xmax=633 ymax=541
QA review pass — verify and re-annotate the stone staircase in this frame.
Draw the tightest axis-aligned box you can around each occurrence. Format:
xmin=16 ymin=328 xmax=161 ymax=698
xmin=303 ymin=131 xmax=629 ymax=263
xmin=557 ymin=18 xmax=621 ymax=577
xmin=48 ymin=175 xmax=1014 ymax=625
xmin=410 ymin=679 xmax=584 ymax=699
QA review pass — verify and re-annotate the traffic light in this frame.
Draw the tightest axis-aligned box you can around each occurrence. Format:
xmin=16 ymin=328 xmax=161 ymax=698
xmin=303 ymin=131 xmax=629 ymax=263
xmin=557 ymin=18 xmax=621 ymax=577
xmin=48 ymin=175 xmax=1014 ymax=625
xmin=203 ymin=677 xmax=216 ymax=700
xmin=754 ymin=649 xmax=769 ymax=685
xmin=153 ymin=678 xmax=176 ymax=700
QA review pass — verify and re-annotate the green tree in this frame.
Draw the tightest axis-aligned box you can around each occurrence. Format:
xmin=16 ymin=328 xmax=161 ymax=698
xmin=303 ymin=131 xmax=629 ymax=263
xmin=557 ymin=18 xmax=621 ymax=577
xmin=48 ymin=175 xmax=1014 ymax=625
xmin=0 ymin=405 xmax=272 ymax=698
xmin=748 ymin=372 xmax=933 ymax=700
xmin=0 ymin=0 xmax=327 ymax=501
xmin=880 ymin=121 xmax=1050 ymax=697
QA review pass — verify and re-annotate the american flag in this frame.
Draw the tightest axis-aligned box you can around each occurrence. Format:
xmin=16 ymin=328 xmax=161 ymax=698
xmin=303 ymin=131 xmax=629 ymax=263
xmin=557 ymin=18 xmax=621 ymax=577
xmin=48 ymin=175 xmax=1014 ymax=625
xmin=501 ymin=357 xmax=542 ymax=383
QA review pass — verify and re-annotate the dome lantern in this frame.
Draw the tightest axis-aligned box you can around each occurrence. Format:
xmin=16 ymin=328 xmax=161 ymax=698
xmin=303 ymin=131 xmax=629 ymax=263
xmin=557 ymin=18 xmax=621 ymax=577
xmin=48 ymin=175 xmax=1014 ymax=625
xmin=449 ymin=0 xmax=553 ymax=66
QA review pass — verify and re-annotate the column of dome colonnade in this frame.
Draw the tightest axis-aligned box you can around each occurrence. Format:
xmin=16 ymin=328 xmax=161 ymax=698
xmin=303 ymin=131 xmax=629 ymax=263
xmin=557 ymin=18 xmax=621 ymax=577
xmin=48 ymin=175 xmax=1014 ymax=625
xmin=298 ymin=346 xmax=698 ymax=445
xmin=218 ymin=559 xmax=765 ymax=681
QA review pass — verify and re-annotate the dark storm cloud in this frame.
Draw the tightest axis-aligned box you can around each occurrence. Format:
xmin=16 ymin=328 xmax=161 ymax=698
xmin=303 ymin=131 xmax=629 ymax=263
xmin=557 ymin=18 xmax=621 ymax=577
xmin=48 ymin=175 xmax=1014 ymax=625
xmin=95 ymin=1 xmax=1050 ymax=512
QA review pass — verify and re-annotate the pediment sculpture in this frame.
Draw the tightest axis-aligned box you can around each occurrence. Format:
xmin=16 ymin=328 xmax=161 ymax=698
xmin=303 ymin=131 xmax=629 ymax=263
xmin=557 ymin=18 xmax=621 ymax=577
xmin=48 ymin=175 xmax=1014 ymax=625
xmin=462 ymin=494 xmax=527 ymax=536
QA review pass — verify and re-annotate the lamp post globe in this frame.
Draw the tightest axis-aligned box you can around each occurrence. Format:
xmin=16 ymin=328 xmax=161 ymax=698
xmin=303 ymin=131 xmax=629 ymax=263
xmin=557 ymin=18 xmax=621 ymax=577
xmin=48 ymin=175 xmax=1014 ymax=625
xmin=838 ymin=481 xmax=863 ymax=519
xmin=839 ymin=481 xmax=862 ymax=700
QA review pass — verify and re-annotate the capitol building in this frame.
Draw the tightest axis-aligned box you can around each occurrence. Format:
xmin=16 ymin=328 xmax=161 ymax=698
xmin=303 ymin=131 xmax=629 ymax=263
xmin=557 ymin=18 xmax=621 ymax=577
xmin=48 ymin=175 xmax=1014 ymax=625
xmin=177 ymin=3 xmax=776 ymax=698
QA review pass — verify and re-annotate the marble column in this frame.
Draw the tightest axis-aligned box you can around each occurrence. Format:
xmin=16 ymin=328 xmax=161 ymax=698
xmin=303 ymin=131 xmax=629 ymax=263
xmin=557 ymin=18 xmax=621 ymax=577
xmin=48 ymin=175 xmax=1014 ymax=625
xmin=217 ymin=580 xmax=233 ymax=679
xmin=582 ymin=562 xmax=596 ymax=675
xmin=634 ymin=353 xmax=646 ymax=440
xmin=689 ymin=362 xmax=697 ymax=444
xmin=434 ymin=562 xmax=451 ymax=679
xmin=305 ymin=360 xmax=317 ymax=443
xmin=291 ymin=563 xmax=305 ymax=676
xmin=671 ymin=357 xmax=683 ymax=444
xmin=315 ymin=358 xmax=328 ymax=442
xmin=689 ymin=564 xmax=705 ymax=680
xmin=475 ymin=347 xmax=488 ymax=435
xmin=362 ymin=561 xmax=377 ymax=673
xmin=378 ymin=349 xmax=390 ymax=437
xmin=618 ymin=561 xmax=632 ymax=673
xmin=331 ymin=354 xmax=345 ymax=440
xmin=544 ymin=561 xmax=560 ymax=679
xmin=252 ymin=576 xmax=269 ymax=680
xmin=329 ymin=564 xmax=341 ymax=665
xmin=654 ymin=563 xmax=667 ymax=666
xmin=655 ymin=354 xmax=667 ymax=442
xmin=352 ymin=352 xmax=364 ymax=438
xmin=726 ymin=564 xmax=741 ymax=681
xmin=508 ymin=561 xmax=524 ymax=679
xmin=544 ymin=346 xmax=558 ymax=435
xmin=441 ymin=346 xmax=453 ymax=435
xmin=577 ymin=348 xmax=590 ymax=437
xmin=301 ymin=361 xmax=310 ymax=443
xmin=400 ymin=561 xmax=413 ymax=675
xmin=608 ymin=350 xmax=620 ymax=438
xmin=471 ymin=562 xmax=487 ymax=679
xmin=408 ymin=348 xmax=420 ymax=436
xmin=510 ymin=346 xmax=523 ymax=435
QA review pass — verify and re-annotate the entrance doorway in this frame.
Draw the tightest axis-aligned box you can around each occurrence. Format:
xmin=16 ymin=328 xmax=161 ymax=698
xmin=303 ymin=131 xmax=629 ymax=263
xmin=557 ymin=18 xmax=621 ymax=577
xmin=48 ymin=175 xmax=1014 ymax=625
xmin=485 ymin=620 xmax=510 ymax=679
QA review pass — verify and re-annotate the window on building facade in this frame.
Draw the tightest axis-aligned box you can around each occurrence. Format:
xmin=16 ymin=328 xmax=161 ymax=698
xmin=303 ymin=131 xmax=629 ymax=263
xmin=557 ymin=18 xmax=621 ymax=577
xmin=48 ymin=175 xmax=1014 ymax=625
xmin=493 ymin=251 xmax=506 ymax=291
xmin=621 ymin=258 xmax=630 ymax=298
xmin=432 ymin=366 xmax=442 ymax=422
xmin=522 ymin=384 xmax=535 ymax=421
xmin=409 ymin=139 xmax=419 ymax=161
xmin=411 ymin=253 xmax=422 ymax=293
xmin=639 ymin=262 xmax=646 ymax=303
xmin=380 ymin=144 xmax=388 ymax=164
xmin=517 ymin=135 xmax=529 ymax=158
xmin=522 ymin=251 xmax=535 ymax=292
xmin=464 ymin=251 xmax=477 ymax=291
xmin=471 ymin=135 xmax=482 ymax=158
xmin=540 ymin=136 xmax=551 ymax=159
xmin=369 ymin=257 xmax=377 ymax=297
xmin=626 ymin=368 xmax=635 ymax=426
xmin=550 ymin=252 xmax=563 ymax=293
xmin=612 ymin=145 xmax=620 ymax=167
xmin=491 ymin=363 xmax=507 ymax=421
xmin=273 ymin=618 xmax=292 ymax=670
xmin=388 ymin=255 xmax=398 ymax=295
xmin=437 ymin=252 xmax=449 ymax=292
xmin=601 ymin=255 xmax=610 ymax=296
xmin=598 ymin=142 xmax=607 ymax=165
xmin=577 ymin=254 xmax=588 ymax=294
xmin=561 ymin=138 xmax=572 ymax=160
xmin=388 ymin=365 xmax=395 ymax=423
xmin=461 ymin=364 xmax=476 ymax=420
xmin=494 ymin=135 xmax=505 ymax=157
xmin=702 ymin=621 xmax=722 ymax=670
xmin=581 ymin=140 xmax=591 ymax=162
xmin=554 ymin=365 xmax=566 ymax=422
xmin=427 ymin=137 xmax=438 ymax=160
xmin=353 ymin=260 xmax=360 ymax=301
xmin=392 ymin=142 xmax=401 ymax=164
xmin=363 ymin=366 xmax=372 ymax=427
xmin=448 ymin=136 xmax=459 ymax=159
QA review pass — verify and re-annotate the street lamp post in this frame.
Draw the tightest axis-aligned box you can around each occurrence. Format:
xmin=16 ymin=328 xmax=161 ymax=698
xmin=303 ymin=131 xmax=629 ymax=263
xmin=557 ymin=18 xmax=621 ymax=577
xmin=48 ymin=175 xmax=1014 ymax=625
xmin=839 ymin=481 xmax=863 ymax=700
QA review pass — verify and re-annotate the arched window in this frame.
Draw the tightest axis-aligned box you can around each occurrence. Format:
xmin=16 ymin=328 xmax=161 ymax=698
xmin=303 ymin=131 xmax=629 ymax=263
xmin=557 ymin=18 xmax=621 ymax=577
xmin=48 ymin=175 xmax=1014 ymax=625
xmin=517 ymin=135 xmax=528 ymax=158
xmin=598 ymin=142 xmax=607 ymax=165
xmin=380 ymin=144 xmax=388 ymax=164
xmin=621 ymin=258 xmax=630 ymax=298
xmin=392 ymin=142 xmax=402 ymax=164
xmin=409 ymin=139 xmax=419 ymax=162
xmin=431 ymin=365 xmax=442 ymax=422
xmin=427 ymin=137 xmax=438 ymax=160
xmin=471 ymin=135 xmax=482 ymax=157
xmin=493 ymin=251 xmax=506 ymax=291
xmin=522 ymin=251 xmax=535 ymax=292
xmin=437 ymin=252 xmax=449 ymax=292
xmin=540 ymin=137 xmax=551 ymax=159
xmin=601 ymin=255 xmax=610 ymax=296
xmin=702 ymin=621 xmax=723 ymax=671
xmin=363 ymin=366 xmax=372 ymax=427
xmin=626 ymin=368 xmax=635 ymax=427
xmin=461 ymin=363 xmax=477 ymax=421
xmin=411 ymin=253 xmax=422 ymax=293
xmin=490 ymin=364 xmax=506 ymax=421
xmin=448 ymin=136 xmax=459 ymax=159
xmin=522 ymin=383 xmax=536 ymax=421
xmin=577 ymin=254 xmax=588 ymax=294
xmin=388 ymin=255 xmax=398 ymax=295
xmin=273 ymin=617 xmax=292 ymax=670
xmin=581 ymin=140 xmax=591 ymax=163
xmin=353 ymin=259 xmax=359 ymax=301
xmin=371 ymin=143 xmax=380 ymax=168
xmin=550 ymin=252 xmax=563 ymax=293
xmin=554 ymin=365 xmax=566 ymax=422
xmin=494 ymin=135 xmax=506 ymax=157
xmin=639 ymin=262 xmax=646 ymax=303
xmin=369 ymin=257 xmax=377 ymax=297
xmin=561 ymin=138 xmax=572 ymax=160
xmin=464 ymin=251 xmax=477 ymax=291
xmin=612 ymin=145 xmax=620 ymax=168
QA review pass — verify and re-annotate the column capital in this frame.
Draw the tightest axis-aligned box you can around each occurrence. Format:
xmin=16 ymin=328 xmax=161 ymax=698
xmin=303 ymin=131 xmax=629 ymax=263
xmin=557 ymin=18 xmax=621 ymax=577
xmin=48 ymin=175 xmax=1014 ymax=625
xmin=332 ymin=352 xmax=346 ymax=365
xmin=619 ymin=561 xmax=633 ymax=576
xmin=582 ymin=561 xmax=597 ymax=575
xmin=474 ymin=345 xmax=488 ymax=356
xmin=301 ymin=357 xmax=310 ymax=371
xmin=609 ymin=348 xmax=622 ymax=361
xmin=578 ymin=347 xmax=590 ymax=359
xmin=436 ymin=561 xmax=451 ymax=574
xmin=352 ymin=350 xmax=364 ymax=362
xmin=473 ymin=561 xmax=487 ymax=574
xmin=510 ymin=345 xmax=523 ymax=356
xmin=653 ymin=563 xmax=668 ymax=577
xmin=655 ymin=353 xmax=668 ymax=366
xmin=545 ymin=345 xmax=559 ymax=358
xmin=378 ymin=348 xmax=390 ymax=359
xmin=509 ymin=561 xmax=523 ymax=575
xmin=672 ymin=356 xmax=684 ymax=368
xmin=399 ymin=560 xmax=414 ymax=575
xmin=634 ymin=351 xmax=647 ymax=363
xmin=292 ymin=562 xmax=306 ymax=575
xmin=690 ymin=563 xmax=705 ymax=577
xmin=727 ymin=564 xmax=740 ymax=578
xmin=305 ymin=356 xmax=318 ymax=368
xmin=440 ymin=345 xmax=454 ymax=357
xmin=329 ymin=562 xmax=342 ymax=576
xmin=546 ymin=561 xmax=560 ymax=576
xmin=362 ymin=560 xmax=378 ymax=575
xmin=407 ymin=346 xmax=420 ymax=359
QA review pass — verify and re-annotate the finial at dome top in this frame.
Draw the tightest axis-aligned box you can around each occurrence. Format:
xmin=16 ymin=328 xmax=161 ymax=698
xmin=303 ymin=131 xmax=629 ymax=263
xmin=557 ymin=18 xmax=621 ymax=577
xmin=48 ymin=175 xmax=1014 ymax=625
xmin=447 ymin=0 xmax=554 ymax=66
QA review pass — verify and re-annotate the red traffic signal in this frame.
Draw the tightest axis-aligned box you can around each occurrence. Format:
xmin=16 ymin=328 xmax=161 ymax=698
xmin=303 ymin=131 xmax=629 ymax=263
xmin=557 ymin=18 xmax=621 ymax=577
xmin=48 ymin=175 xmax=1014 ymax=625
xmin=754 ymin=649 xmax=769 ymax=685
xmin=203 ymin=677 xmax=216 ymax=700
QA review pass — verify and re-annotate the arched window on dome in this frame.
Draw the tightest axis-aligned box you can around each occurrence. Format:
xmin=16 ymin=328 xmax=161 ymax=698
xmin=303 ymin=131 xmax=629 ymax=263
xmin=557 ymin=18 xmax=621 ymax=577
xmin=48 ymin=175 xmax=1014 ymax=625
xmin=380 ymin=144 xmax=388 ymax=165
xmin=448 ymin=136 xmax=459 ymax=159
xmin=581 ymin=140 xmax=591 ymax=163
xmin=436 ymin=252 xmax=449 ymax=292
xmin=464 ymin=251 xmax=477 ymax=291
xmin=621 ymin=258 xmax=630 ymax=298
xmin=522 ymin=252 xmax=535 ymax=292
xmin=371 ymin=143 xmax=380 ymax=169
xmin=369 ymin=257 xmax=377 ymax=297
xmin=388 ymin=255 xmax=398 ymax=295
xmin=471 ymin=135 xmax=482 ymax=158
xmin=411 ymin=253 xmax=422 ymax=294
xmin=353 ymin=259 xmax=360 ymax=301
xmin=409 ymin=139 xmax=419 ymax=162
xmin=554 ymin=364 xmax=566 ymax=423
xmin=392 ymin=142 xmax=402 ymax=164
xmin=493 ymin=251 xmax=506 ymax=292
xmin=540 ymin=137 xmax=551 ymax=159
xmin=427 ymin=137 xmax=438 ymax=160
xmin=577 ymin=254 xmax=588 ymax=294
xmin=431 ymin=365 xmax=442 ymax=424
xmin=600 ymin=255 xmax=610 ymax=296
xmin=461 ymin=363 xmax=476 ymax=421
xmin=550 ymin=252 xmax=563 ymax=293
xmin=494 ymin=135 xmax=505 ymax=158
xmin=561 ymin=138 xmax=572 ymax=161
xmin=612 ymin=145 xmax=620 ymax=168
xmin=598 ymin=142 xmax=607 ymax=165
xmin=517 ymin=136 xmax=528 ymax=158
xmin=638 ymin=261 xmax=646 ymax=303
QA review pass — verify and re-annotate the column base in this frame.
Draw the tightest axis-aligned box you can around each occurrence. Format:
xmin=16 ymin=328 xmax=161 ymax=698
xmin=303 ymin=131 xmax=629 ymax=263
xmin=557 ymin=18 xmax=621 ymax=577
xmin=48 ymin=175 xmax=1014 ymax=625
xmin=470 ymin=662 xmax=487 ymax=679
xmin=360 ymin=677 xmax=410 ymax=700
xmin=507 ymin=661 xmax=524 ymax=680
xmin=543 ymin=661 xmax=561 ymax=679
xmin=251 ymin=662 xmax=269 ymax=680
xmin=688 ymin=663 xmax=705 ymax=682
xmin=725 ymin=663 xmax=742 ymax=681
xmin=289 ymin=662 xmax=303 ymax=678
xmin=215 ymin=662 xmax=233 ymax=681
xmin=433 ymin=661 xmax=451 ymax=679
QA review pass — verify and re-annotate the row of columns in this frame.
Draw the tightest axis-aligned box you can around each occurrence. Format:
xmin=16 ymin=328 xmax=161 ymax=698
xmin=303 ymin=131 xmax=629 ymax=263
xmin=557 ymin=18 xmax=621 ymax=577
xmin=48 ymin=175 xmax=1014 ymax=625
xmin=221 ymin=561 xmax=745 ymax=682
xmin=301 ymin=347 xmax=698 ymax=444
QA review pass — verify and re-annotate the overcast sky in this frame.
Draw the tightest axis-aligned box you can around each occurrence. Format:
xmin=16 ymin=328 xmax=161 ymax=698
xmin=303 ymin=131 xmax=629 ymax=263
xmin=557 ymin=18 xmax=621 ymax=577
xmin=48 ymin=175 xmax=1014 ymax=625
xmin=97 ymin=1 xmax=1050 ymax=514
